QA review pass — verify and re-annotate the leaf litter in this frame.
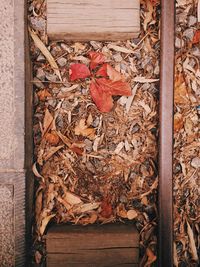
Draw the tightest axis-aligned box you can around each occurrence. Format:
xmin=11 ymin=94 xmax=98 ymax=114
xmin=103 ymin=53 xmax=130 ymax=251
xmin=174 ymin=1 xmax=200 ymax=266
xmin=29 ymin=0 xmax=161 ymax=265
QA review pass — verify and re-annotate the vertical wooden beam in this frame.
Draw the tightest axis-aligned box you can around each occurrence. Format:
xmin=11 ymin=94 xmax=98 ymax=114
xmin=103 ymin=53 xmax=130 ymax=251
xmin=159 ymin=1 xmax=175 ymax=266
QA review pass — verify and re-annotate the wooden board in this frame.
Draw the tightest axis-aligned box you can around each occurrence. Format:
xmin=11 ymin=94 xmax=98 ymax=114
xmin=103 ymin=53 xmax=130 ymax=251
xmin=47 ymin=0 xmax=140 ymax=41
xmin=46 ymin=224 xmax=139 ymax=267
xmin=159 ymin=1 xmax=175 ymax=266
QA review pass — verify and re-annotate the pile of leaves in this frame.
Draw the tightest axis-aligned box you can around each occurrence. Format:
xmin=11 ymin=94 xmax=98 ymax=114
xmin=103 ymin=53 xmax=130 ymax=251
xmin=174 ymin=0 xmax=200 ymax=266
xmin=28 ymin=0 xmax=160 ymax=266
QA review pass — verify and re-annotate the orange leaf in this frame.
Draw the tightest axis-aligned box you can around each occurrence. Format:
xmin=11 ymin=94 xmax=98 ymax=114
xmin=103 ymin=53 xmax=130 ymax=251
xmin=37 ymin=89 xmax=51 ymax=101
xmin=69 ymin=63 xmax=91 ymax=81
xmin=100 ymin=198 xmax=113 ymax=218
xmin=192 ymin=30 xmax=200 ymax=44
xmin=90 ymin=80 xmax=113 ymax=112
xmin=88 ymin=51 xmax=106 ymax=70
xmin=97 ymin=78 xmax=132 ymax=96
xmin=45 ymin=131 xmax=60 ymax=145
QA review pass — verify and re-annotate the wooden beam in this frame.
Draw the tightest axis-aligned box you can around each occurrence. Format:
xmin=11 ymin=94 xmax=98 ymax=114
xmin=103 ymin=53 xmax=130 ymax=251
xmin=46 ymin=224 xmax=139 ymax=267
xmin=47 ymin=0 xmax=140 ymax=41
xmin=159 ymin=1 xmax=175 ymax=266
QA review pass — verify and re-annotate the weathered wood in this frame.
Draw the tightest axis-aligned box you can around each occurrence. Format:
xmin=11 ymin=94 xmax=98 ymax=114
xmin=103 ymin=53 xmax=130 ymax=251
xmin=159 ymin=0 xmax=175 ymax=266
xmin=46 ymin=224 xmax=139 ymax=267
xmin=47 ymin=0 xmax=140 ymax=41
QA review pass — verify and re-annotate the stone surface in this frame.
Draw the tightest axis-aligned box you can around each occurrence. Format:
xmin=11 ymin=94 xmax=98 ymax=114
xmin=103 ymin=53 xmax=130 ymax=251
xmin=0 ymin=0 xmax=25 ymax=171
xmin=0 ymin=0 xmax=26 ymax=266
xmin=0 ymin=185 xmax=14 ymax=267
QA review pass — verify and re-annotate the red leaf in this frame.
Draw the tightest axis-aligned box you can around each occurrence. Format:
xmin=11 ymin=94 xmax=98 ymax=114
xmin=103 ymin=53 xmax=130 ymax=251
xmin=97 ymin=78 xmax=132 ymax=96
xmin=69 ymin=63 xmax=91 ymax=81
xmin=88 ymin=51 xmax=106 ymax=70
xmin=96 ymin=63 xmax=108 ymax=77
xmin=96 ymin=64 xmax=125 ymax=82
xmin=192 ymin=30 xmax=200 ymax=44
xmin=90 ymin=80 xmax=113 ymax=112
xmin=100 ymin=198 xmax=113 ymax=218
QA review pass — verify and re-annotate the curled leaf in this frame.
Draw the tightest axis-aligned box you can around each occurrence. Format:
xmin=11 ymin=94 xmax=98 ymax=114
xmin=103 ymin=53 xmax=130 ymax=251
xmin=69 ymin=63 xmax=91 ymax=81
xmin=29 ymin=29 xmax=62 ymax=81
xmin=45 ymin=131 xmax=60 ymax=145
xmin=89 ymin=51 xmax=106 ymax=70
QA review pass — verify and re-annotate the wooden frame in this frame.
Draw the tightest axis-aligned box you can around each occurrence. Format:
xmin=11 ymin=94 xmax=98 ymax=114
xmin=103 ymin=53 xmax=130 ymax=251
xmin=24 ymin=1 xmax=176 ymax=266
xmin=159 ymin=0 xmax=175 ymax=266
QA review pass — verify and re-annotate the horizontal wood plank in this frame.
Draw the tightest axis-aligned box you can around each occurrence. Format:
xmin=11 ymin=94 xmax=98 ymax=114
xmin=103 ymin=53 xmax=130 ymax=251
xmin=46 ymin=224 xmax=139 ymax=267
xmin=47 ymin=0 xmax=140 ymax=40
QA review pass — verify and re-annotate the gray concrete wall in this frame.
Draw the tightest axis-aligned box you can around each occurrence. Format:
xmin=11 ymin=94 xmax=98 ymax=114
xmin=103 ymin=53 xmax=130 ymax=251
xmin=0 ymin=0 xmax=26 ymax=266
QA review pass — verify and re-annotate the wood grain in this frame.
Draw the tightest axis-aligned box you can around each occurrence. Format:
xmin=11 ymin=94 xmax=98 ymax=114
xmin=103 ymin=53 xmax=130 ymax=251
xmin=47 ymin=0 xmax=140 ymax=41
xmin=46 ymin=224 xmax=139 ymax=267
xmin=159 ymin=0 xmax=175 ymax=266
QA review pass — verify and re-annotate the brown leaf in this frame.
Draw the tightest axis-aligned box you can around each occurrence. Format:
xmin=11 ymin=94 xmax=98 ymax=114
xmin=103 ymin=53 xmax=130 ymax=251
xmin=75 ymin=119 xmax=96 ymax=139
xmin=174 ymin=113 xmax=184 ymax=132
xmin=45 ymin=131 xmax=60 ymax=145
xmin=174 ymin=74 xmax=189 ymax=104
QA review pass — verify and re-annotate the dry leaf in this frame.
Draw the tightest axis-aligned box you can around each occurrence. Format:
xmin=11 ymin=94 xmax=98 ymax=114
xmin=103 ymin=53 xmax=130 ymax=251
xmin=75 ymin=119 xmax=96 ymax=139
xmin=127 ymin=210 xmax=138 ymax=220
xmin=29 ymin=29 xmax=62 ymax=81
xmin=174 ymin=74 xmax=189 ymax=104
xmin=39 ymin=214 xmax=55 ymax=235
xmin=174 ymin=113 xmax=184 ymax=132
xmin=144 ymin=248 xmax=157 ymax=267
xmin=43 ymin=109 xmax=53 ymax=136
xmin=65 ymin=191 xmax=82 ymax=206
xmin=107 ymin=44 xmax=134 ymax=54
xmin=45 ymin=131 xmax=60 ymax=145
xmin=187 ymin=221 xmax=198 ymax=261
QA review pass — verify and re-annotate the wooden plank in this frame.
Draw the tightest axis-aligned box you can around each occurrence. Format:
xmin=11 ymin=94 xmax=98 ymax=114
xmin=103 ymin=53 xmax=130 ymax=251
xmin=47 ymin=255 xmax=139 ymax=267
xmin=47 ymin=0 xmax=140 ymax=41
xmin=159 ymin=0 xmax=175 ymax=267
xmin=46 ymin=224 xmax=139 ymax=267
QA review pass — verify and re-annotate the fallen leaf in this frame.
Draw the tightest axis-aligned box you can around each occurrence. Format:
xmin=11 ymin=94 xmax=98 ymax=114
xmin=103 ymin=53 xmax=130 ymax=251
xmin=100 ymin=198 xmax=113 ymax=218
xmin=88 ymin=51 xmax=105 ymax=70
xmin=90 ymin=80 xmax=113 ymax=112
xmin=75 ymin=119 xmax=96 ymax=139
xmin=143 ymin=0 xmax=154 ymax=31
xmin=192 ymin=30 xmax=200 ymax=44
xmin=43 ymin=109 xmax=53 ymax=136
xmin=29 ymin=29 xmax=62 ymax=81
xmin=43 ymin=145 xmax=64 ymax=161
xmin=144 ymin=248 xmax=157 ymax=267
xmin=97 ymin=78 xmax=132 ymax=96
xmin=174 ymin=74 xmax=189 ymax=104
xmin=73 ymin=202 xmax=100 ymax=213
xmin=37 ymin=89 xmax=51 ymax=101
xmin=69 ymin=63 xmax=91 ymax=81
xmin=107 ymin=44 xmax=134 ymax=54
xmin=133 ymin=77 xmax=159 ymax=83
xmin=187 ymin=221 xmax=198 ymax=261
xmin=40 ymin=214 xmax=55 ymax=235
xmin=45 ymin=131 xmax=60 ymax=145
xmin=127 ymin=209 xmax=138 ymax=220
xmin=65 ymin=191 xmax=82 ymax=205
xmin=107 ymin=64 xmax=125 ymax=82
xmin=174 ymin=113 xmax=184 ymax=132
